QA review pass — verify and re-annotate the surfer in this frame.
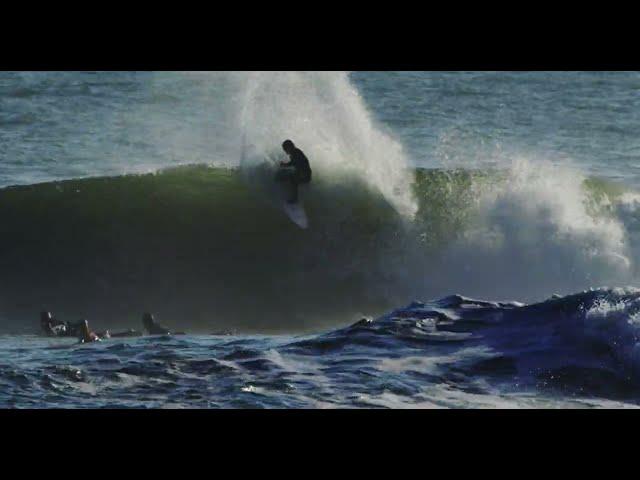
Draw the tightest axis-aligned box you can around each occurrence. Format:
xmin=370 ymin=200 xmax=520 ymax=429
xmin=78 ymin=319 xmax=101 ymax=343
xmin=40 ymin=311 xmax=67 ymax=336
xmin=142 ymin=312 xmax=172 ymax=335
xmin=40 ymin=311 xmax=141 ymax=339
xmin=40 ymin=311 xmax=82 ymax=337
xmin=276 ymin=139 xmax=312 ymax=204
xmin=77 ymin=320 xmax=137 ymax=342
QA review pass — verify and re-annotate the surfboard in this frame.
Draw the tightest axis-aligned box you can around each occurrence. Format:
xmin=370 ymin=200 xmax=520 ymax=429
xmin=283 ymin=201 xmax=308 ymax=229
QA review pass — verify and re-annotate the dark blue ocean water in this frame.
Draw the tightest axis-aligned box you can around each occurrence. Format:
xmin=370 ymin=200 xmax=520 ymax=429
xmin=3 ymin=290 xmax=640 ymax=408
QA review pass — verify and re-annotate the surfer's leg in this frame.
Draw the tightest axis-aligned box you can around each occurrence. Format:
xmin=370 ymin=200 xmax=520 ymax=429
xmin=288 ymin=170 xmax=310 ymax=203
xmin=288 ymin=177 xmax=299 ymax=203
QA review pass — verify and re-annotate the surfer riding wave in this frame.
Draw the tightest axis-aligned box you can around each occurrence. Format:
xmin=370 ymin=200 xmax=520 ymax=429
xmin=275 ymin=139 xmax=312 ymax=204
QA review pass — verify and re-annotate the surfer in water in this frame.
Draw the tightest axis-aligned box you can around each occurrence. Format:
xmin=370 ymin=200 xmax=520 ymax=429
xmin=77 ymin=319 xmax=142 ymax=342
xmin=40 ymin=311 xmax=81 ymax=337
xmin=276 ymin=139 xmax=312 ymax=204
xmin=41 ymin=311 xmax=142 ymax=341
xmin=78 ymin=319 xmax=101 ymax=343
xmin=40 ymin=311 xmax=67 ymax=336
xmin=142 ymin=312 xmax=184 ymax=335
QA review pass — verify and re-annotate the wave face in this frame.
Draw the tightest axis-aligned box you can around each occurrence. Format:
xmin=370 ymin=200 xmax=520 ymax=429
xmin=1 ymin=160 xmax=640 ymax=334
xmin=0 ymin=165 xmax=407 ymax=332
xmin=3 ymin=72 xmax=640 ymax=335
xmin=3 ymin=288 xmax=640 ymax=408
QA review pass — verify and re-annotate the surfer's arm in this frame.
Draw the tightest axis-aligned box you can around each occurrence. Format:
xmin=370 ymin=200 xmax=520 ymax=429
xmin=281 ymin=151 xmax=300 ymax=167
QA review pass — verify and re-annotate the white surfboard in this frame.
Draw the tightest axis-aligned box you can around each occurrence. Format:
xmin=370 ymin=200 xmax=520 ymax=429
xmin=283 ymin=201 xmax=308 ymax=229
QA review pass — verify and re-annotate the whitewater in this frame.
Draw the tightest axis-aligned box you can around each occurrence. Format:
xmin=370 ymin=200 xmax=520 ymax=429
xmin=1 ymin=71 xmax=640 ymax=408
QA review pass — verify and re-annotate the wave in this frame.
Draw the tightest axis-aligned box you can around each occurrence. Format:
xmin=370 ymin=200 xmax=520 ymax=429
xmin=289 ymin=287 xmax=640 ymax=401
xmin=415 ymin=159 xmax=640 ymax=302
xmin=1 ymin=159 xmax=639 ymax=334
xmin=3 ymin=287 xmax=640 ymax=407
xmin=0 ymin=164 xmax=406 ymax=333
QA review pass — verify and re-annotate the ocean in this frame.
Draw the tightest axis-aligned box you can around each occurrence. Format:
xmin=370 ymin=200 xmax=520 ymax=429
xmin=1 ymin=71 xmax=639 ymax=408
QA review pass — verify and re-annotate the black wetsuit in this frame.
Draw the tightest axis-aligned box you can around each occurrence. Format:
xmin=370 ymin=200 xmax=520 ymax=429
xmin=286 ymin=148 xmax=312 ymax=182
xmin=277 ymin=148 xmax=312 ymax=202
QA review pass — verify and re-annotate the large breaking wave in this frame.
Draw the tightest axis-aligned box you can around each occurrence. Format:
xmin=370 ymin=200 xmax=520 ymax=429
xmin=1 ymin=158 xmax=639 ymax=334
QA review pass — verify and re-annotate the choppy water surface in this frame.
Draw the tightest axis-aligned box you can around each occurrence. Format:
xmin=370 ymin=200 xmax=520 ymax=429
xmin=3 ymin=289 xmax=639 ymax=408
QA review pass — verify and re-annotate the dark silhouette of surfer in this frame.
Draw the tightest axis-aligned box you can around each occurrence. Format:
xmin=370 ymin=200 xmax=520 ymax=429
xmin=40 ymin=311 xmax=79 ymax=337
xmin=40 ymin=311 xmax=141 ymax=340
xmin=142 ymin=312 xmax=184 ymax=335
xmin=38 ymin=311 xmax=181 ymax=339
xmin=142 ymin=312 xmax=170 ymax=334
xmin=40 ymin=311 xmax=65 ymax=336
xmin=276 ymin=140 xmax=312 ymax=204
xmin=78 ymin=319 xmax=101 ymax=343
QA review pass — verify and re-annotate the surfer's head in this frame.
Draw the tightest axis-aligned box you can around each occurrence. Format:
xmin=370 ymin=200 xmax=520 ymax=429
xmin=282 ymin=139 xmax=295 ymax=154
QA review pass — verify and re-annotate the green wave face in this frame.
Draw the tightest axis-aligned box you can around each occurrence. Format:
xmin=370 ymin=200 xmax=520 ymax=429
xmin=0 ymin=164 xmax=637 ymax=334
xmin=0 ymin=165 xmax=411 ymax=333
